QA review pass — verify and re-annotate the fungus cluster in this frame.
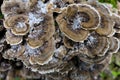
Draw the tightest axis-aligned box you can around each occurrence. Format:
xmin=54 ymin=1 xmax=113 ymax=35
xmin=1 ymin=0 xmax=120 ymax=80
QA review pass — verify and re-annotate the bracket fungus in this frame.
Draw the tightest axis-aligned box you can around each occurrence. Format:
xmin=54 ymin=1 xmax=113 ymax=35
xmin=1 ymin=0 xmax=120 ymax=79
xmin=1 ymin=0 xmax=29 ymax=18
xmin=6 ymin=30 xmax=23 ymax=45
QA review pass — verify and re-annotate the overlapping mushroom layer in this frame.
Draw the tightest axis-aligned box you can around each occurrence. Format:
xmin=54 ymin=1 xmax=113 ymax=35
xmin=2 ymin=0 xmax=55 ymax=69
xmin=1 ymin=0 xmax=120 ymax=80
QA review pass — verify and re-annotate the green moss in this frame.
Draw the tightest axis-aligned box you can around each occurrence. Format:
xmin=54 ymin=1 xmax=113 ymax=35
xmin=0 ymin=13 xmax=3 ymax=19
xmin=99 ymin=0 xmax=117 ymax=8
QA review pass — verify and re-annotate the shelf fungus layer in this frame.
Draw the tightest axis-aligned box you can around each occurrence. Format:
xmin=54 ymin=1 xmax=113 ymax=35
xmin=84 ymin=32 xmax=110 ymax=57
xmin=1 ymin=0 xmax=120 ymax=79
xmin=1 ymin=0 xmax=29 ymax=18
xmin=6 ymin=31 xmax=23 ymax=45
xmin=4 ymin=15 xmax=29 ymax=36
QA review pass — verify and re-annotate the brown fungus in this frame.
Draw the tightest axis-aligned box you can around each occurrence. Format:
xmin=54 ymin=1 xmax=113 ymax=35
xmin=6 ymin=31 xmax=23 ymax=45
xmin=56 ymin=4 xmax=89 ymax=42
xmin=27 ymin=14 xmax=55 ymax=49
xmin=112 ymin=13 xmax=120 ymax=33
xmin=95 ymin=13 xmax=115 ymax=37
xmin=4 ymin=15 xmax=29 ymax=36
xmin=84 ymin=32 xmax=110 ymax=57
xmin=28 ymin=38 xmax=54 ymax=65
xmin=108 ymin=37 xmax=119 ymax=54
xmin=1 ymin=0 xmax=28 ymax=18
xmin=77 ymin=4 xmax=101 ymax=30
xmin=27 ymin=2 xmax=55 ymax=49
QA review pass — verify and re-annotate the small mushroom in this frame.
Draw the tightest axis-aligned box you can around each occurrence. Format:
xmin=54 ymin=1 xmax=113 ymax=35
xmin=108 ymin=37 xmax=119 ymax=54
xmin=27 ymin=12 xmax=55 ymax=49
xmin=1 ymin=0 xmax=28 ymax=18
xmin=77 ymin=4 xmax=101 ymax=30
xmin=28 ymin=38 xmax=54 ymax=65
xmin=4 ymin=45 xmax=25 ymax=60
xmin=95 ymin=13 xmax=115 ymax=37
xmin=84 ymin=32 xmax=109 ymax=57
xmin=88 ymin=1 xmax=115 ymax=36
xmin=88 ymin=0 xmax=112 ymax=15
xmin=4 ymin=15 xmax=29 ymax=36
xmin=6 ymin=30 xmax=23 ymax=45
xmin=56 ymin=4 xmax=89 ymax=42
xmin=112 ymin=13 xmax=120 ymax=33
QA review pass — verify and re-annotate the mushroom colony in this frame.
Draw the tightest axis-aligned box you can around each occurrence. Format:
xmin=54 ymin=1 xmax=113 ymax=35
xmin=0 ymin=0 xmax=120 ymax=80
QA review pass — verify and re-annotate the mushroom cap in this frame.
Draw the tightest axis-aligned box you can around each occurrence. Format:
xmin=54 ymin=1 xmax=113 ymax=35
xmin=112 ymin=13 xmax=120 ymax=33
xmin=95 ymin=12 xmax=115 ymax=36
xmin=88 ymin=1 xmax=115 ymax=36
xmin=3 ymin=45 xmax=25 ymax=60
xmin=84 ymin=32 xmax=109 ymax=57
xmin=108 ymin=37 xmax=120 ymax=54
xmin=4 ymin=14 xmax=29 ymax=36
xmin=9 ymin=15 xmax=30 ymax=36
xmin=28 ymin=38 xmax=54 ymax=65
xmin=88 ymin=1 xmax=112 ymax=15
xmin=27 ymin=12 xmax=55 ymax=49
xmin=1 ymin=0 xmax=28 ymax=18
xmin=56 ymin=5 xmax=89 ymax=42
xmin=77 ymin=4 xmax=101 ymax=30
xmin=21 ymin=55 xmax=65 ymax=74
xmin=6 ymin=31 xmax=23 ymax=45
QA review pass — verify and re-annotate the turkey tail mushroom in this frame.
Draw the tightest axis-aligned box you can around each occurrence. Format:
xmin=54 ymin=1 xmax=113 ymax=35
xmin=1 ymin=0 xmax=28 ymax=18
xmin=84 ymin=32 xmax=109 ymax=57
xmin=6 ymin=31 xmax=23 ymax=45
xmin=108 ymin=37 xmax=120 ymax=54
xmin=56 ymin=4 xmax=90 ymax=42
xmin=29 ymin=38 xmax=55 ymax=65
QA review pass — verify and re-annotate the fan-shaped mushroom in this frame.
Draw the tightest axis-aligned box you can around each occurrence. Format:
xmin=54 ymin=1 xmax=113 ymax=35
xmin=6 ymin=31 xmax=23 ymax=45
xmin=56 ymin=4 xmax=90 ymax=42
xmin=4 ymin=15 xmax=29 ymax=36
xmin=26 ymin=38 xmax=54 ymax=65
xmin=95 ymin=13 xmax=114 ymax=37
xmin=108 ymin=37 xmax=119 ymax=54
xmin=112 ymin=13 xmax=120 ymax=33
xmin=1 ymin=0 xmax=28 ymax=18
xmin=88 ymin=0 xmax=112 ymax=15
xmin=4 ymin=45 xmax=25 ymax=60
xmin=84 ymin=32 xmax=109 ymax=57
xmin=77 ymin=4 xmax=101 ymax=30
xmin=27 ymin=13 xmax=55 ymax=49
